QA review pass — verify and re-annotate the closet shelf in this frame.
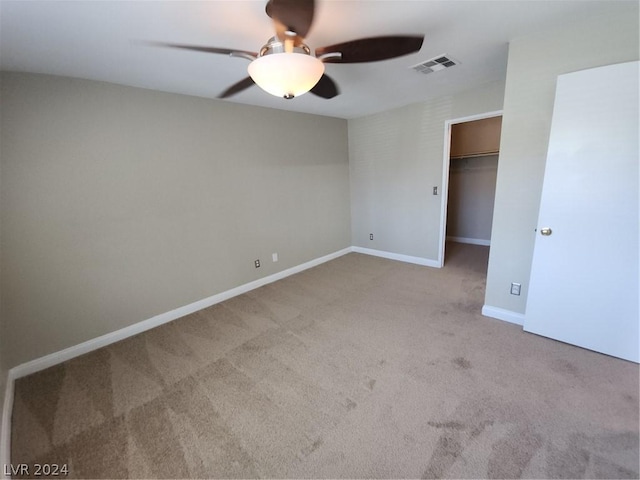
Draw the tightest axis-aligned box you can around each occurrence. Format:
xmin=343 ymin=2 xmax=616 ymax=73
xmin=450 ymin=116 xmax=502 ymax=159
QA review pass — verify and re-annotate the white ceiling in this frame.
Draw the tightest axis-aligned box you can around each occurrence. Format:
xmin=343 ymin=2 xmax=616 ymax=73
xmin=1 ymin=0 xmax=635 ymax=119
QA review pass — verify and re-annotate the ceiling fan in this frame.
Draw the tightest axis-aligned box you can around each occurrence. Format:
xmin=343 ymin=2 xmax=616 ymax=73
xmin=157 ymin=0 xmax=424 ymax=100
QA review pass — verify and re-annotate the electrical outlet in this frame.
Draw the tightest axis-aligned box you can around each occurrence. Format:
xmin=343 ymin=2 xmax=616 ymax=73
xmin=370 ymin=233 xmax=374 ymax=240
xmin=433 ymin=186 xmax=438 ymax=195
xmin=254 ymin=259 xmax=260 ymax=268
xmin=510 ymin=282 xmax=521 ymax=295
xmin=272 ymin=253 xmax=278 ymax=262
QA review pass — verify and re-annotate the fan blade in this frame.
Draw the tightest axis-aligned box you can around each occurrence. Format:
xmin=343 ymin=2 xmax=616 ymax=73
xmin=266 ymin=0 xmax=315 ymax=39
xmin=218 ymin=77 xmax=256 ymax=99
xmin=310 ymin=74 xmax=339 ymax=99
xmin=316 ymin=35 xmax=424 ymax=63
xmin=154 ymin=43 xmax=257 ymax=60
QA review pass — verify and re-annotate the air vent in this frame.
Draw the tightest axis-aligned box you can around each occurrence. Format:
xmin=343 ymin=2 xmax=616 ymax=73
xmin=410 ymin=54 xmax=459 ymax=74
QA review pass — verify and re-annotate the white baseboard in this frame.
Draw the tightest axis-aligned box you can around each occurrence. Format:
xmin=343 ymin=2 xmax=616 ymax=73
xmin=9 ymin=247 xmax=352 ymax=381
xmin=3 ymin=244 xmax=436 ymax=381
xmin=351 ymin=246 xmax=440 ymax=268
xmin=1 ymin=370 xmax=15 ymax=478
xmin=482 ymin=305 xmax=525 ymax=326
xmin=447 ymin=236 xmax=491 ymax=246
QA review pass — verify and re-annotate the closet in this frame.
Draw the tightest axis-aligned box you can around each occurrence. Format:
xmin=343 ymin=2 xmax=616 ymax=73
xmin=446 ymin=116 xmax=501 ymax=246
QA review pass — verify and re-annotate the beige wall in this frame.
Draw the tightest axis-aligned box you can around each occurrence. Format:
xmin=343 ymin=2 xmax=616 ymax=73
xmin=484 ymin=7 xmax=640 ymax=314
xmin=0 ymin=73 xmax=350 ymax=367
xmin=348 ymin=80 xmax=505 ymax=259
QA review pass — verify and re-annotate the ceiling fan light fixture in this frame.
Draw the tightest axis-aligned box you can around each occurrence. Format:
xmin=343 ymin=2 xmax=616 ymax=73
xmin=248 ymin=52 xmax=324 ymax=99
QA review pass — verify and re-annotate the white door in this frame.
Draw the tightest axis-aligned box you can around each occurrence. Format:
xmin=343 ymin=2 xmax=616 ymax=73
xmin=524 ymin=61 xmax=639 ymax=363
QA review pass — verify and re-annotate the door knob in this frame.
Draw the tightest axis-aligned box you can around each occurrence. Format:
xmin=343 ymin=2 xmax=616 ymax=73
xmin=540 ymin=227 xmax=552 ymax=236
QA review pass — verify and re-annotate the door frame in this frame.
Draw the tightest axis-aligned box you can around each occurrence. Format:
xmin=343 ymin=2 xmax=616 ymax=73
xmin=437 ymin=110 xmax=503 ymax=267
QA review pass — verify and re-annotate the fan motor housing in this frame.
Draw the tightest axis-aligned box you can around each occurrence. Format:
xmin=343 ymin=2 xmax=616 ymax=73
xmin=259 ymin=36 xmax=312 ymax=57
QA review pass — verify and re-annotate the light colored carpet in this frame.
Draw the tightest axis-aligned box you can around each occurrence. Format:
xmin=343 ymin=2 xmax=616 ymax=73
xmin=10 ymin=243 xmax=640 ymax=478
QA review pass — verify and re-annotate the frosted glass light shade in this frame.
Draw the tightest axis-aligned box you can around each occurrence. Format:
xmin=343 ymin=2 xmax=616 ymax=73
xmin=248 ymin=53 xmax=325 ymax=98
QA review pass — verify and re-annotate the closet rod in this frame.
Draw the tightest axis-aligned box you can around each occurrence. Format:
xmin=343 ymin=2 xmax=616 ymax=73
xmin=450 ymin=151 xmax=499 ymax=160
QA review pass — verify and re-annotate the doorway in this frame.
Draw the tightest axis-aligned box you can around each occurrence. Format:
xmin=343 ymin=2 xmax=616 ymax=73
xmin=438 ymin=111 xmax=502 ymax=269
